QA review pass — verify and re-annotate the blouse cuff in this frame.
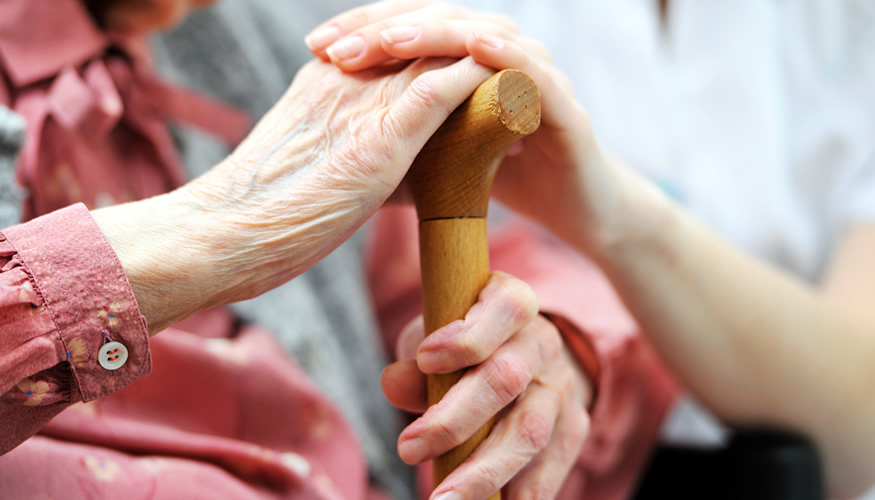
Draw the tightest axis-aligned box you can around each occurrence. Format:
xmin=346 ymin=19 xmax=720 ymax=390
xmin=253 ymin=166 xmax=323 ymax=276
xmin=540 ymin=311 xmax=602 ymax=410
xmin=2 ymin=203 xmax=150 ymax=401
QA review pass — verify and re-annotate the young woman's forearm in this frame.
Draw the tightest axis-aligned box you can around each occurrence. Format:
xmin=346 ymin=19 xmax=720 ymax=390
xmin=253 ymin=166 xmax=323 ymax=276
xmin=583 ymin=162 xmax=875 ymax=497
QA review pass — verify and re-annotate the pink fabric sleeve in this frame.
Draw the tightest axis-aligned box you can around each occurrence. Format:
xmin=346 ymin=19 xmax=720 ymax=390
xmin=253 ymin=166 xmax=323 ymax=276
xmin=367 ymin=206 xmax=679 ymax=500
xmin=0 ymin=203 xmax=150 ymax=454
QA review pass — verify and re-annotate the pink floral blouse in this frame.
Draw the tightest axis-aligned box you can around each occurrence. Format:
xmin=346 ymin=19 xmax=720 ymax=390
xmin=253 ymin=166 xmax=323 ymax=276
xmin=0 ymin=1 xmax=678 ymax=498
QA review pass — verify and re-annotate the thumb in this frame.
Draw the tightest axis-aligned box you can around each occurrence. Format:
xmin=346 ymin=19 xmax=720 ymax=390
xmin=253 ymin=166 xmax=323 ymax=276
xmin=381 ymin=360 xmax=427 ymax=413
xmin=378 ymin=57 xmax=494 ymax=183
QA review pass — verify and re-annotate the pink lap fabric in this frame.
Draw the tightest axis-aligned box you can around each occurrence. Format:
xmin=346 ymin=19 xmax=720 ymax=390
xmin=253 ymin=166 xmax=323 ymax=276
xmin=0 ymin=0 xmax=678 ymax=498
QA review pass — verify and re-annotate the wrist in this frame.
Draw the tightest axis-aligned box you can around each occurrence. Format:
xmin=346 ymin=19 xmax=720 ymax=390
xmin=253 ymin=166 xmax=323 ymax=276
xmin=92 ymin=189 xmax=234 ymax=334
xmin=583 ymin=157 xmax=679 ymax=269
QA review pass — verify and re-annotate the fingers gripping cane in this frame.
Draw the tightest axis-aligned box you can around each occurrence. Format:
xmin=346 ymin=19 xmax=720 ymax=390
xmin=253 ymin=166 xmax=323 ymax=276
xmin=406 ymin=70 xmax=541 ymax=498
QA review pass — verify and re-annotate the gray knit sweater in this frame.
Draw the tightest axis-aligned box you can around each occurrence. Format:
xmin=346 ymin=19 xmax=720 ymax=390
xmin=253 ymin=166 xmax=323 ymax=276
xmin=0 ymin=107 xmax=24 ymax=229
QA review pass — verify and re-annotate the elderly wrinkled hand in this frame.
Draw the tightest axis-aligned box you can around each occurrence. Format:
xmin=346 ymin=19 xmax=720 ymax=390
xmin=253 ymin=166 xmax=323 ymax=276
xmin=381 ymin=272 xmax=593 ymax=500
xmin=94 ymin=56 xmax=494 ymax=334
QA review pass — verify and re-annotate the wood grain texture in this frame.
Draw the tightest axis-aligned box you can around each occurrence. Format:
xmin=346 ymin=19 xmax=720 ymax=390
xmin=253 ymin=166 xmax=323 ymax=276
xmin=419 ymin=219 xmax=494 ymax=489
xmin=408 ymin=69 xmax=541 ymax=498
xmin=407 ymin=69 xmax=540 ymax=221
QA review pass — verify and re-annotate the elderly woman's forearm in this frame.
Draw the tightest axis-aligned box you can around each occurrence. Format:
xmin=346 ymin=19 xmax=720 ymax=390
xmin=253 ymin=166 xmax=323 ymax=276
xmin=91 ymin=190 xmax=233 ymax=335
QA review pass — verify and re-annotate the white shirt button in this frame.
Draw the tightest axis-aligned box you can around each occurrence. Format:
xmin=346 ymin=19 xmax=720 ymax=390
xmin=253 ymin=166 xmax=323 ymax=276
xmin=98 ymin=341 xmax=128 ymax=370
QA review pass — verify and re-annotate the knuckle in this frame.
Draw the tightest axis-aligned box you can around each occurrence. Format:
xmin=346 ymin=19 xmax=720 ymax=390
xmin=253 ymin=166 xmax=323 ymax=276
xmin=431 ymin=414 xmax=466 ymax=447
xmin=559 ymin=406 xmax=590 ymax=462
xmin=406 ymin=74 xmax=454 ymax=116
xmin=517 ymin=408 xmax=553 ymax=452
xmin=538 ymin=320 xmax=563 ymax=361
xmin=471 ymin=462 xmax=504 ymax=493
xmin=483 ymin=354 xmax=531 ymax=404
xmin=496 ymin=278 xmax=539 ymax=325
xmin=455 ymin=331 xmax=489 ymax=365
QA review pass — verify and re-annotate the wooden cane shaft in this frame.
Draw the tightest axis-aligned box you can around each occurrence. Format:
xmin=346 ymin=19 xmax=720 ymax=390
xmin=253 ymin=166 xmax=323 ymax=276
xmin=419 ymin=219 xmax=489 ymax=370
xmin=409 ymin=70 xmax=540 ymax=499
xmin=420 ymin=219 xmax=498 ymax=499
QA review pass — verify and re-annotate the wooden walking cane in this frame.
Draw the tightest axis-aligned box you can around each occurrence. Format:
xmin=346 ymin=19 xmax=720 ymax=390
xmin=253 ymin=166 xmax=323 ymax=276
xmin=406 ymin=69 xmax=541 ymax=498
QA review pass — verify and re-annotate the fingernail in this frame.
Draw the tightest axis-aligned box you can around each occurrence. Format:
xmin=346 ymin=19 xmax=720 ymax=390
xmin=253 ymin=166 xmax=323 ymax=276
xmin=381 ymin=26 xmax=421 ymax=44
xmin=398 ymin=437 xmax=428 ymax=463
xmin=305 ymin=25 xmax=342 ymax=50
xmin=326 ymin=35 xmax=366 ymax=62
xmin=474 ymin=31 xmax=504 ymax=49
xmin=433 ymin=491 xmax=463 ymax=500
